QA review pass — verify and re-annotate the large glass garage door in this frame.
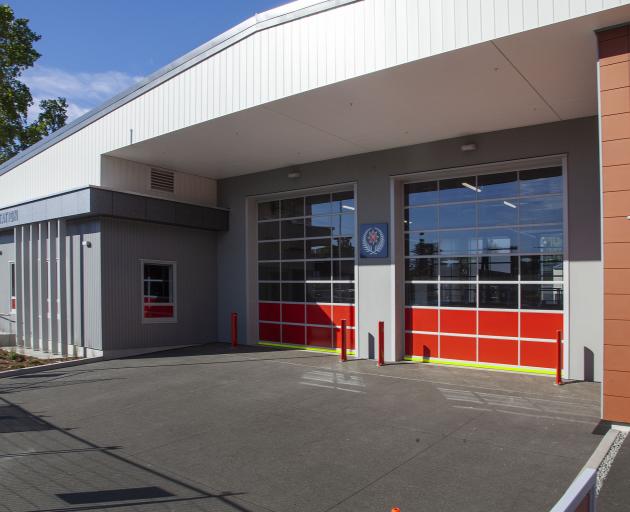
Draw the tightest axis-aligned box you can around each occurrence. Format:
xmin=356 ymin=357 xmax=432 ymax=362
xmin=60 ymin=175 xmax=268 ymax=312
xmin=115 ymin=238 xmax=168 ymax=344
xmin=257 ymin=191 xmax=356 ymax=352
xmin=403 ymin=166 xmax=565 ymax=372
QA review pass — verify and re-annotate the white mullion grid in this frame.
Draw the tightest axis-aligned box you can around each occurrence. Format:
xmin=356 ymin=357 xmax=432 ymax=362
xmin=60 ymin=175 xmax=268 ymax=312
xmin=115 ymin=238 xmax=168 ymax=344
xmin=517 ymin=176 xmax=522 ymax=364
xmin=404 ymin=221 xmax=562 ymax=234
xmin=257 ymin=190 xmax=356 ymax=348
xmin=475 ymin=191 xmax=479 ymax=362
xmin=403 ymin=165 xmax=565 ymax=365
xmin=405 ymin=329 xmax=560 ymax=342
xmin=402 ymin=190 xmax=563 ymax=211
xmin=257 ymin=211 xmax=356 ymax=224
xmin=264 ymin=319 xmax=356 ymax=329
xmin=437 ymin=195 xmax=441 ymax=358
xmin=403 ymin=252 xmax=564 ymax=259
xmin=407 ymin=280 xmax=563 ymax=285
xmin=259 ymin=280 xmax=355 ymax=284
xmin=406 ymin=305 xmax=563 ymax=313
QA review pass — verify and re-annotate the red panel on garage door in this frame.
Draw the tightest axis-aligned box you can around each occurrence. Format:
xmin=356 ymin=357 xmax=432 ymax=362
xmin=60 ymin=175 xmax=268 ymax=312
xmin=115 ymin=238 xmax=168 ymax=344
xmin=307 ymin=304 xmax=333 ymax=326
xmin=282 ymin=303 xmax=305 ymax=324
xmin=282 ymin=324 xmax=305 ymax=344
xmin=405 ymin=333 xmax=439 ymax=359
xmin=521 ymin=312 xmax=563 ymax=340
xmin=259 ymin=302 xmax=281 ymax=322
xmin=333 ymin=305 xmax=355 ymax=327
xmin=440 ymin=310 xmax=476 ymax=335
xmin=405 ymin=308 xmax=438 ymax=332
xmin=440 ymin=336 xmax=476 ymax=361
xmin=307 ymin=326 xmax=332 ymax=347
xmin=478 ymin=338 xmax=518 ymax=366
xmin=259 ymin=323 xmax=281 ymax=342
xmin=478 ymin=311 xmax=518 ymax=337
xmin=520 ymin=340 xmax=559 ymax=368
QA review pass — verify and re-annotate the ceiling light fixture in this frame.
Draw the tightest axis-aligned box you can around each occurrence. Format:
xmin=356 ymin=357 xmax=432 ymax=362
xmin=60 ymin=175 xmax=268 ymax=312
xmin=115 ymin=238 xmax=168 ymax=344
xmin=287 ymin=170 xmax=301 ymax=179
xmin=462 ymin=182 xmax=481 ymax=193
xmin=503 ymin=201 xmax=517 ymax=209
xmin=342 ymin=205 xmax=355 ymax=211
xmin=461 ymin=143 xmax=477 ymax=152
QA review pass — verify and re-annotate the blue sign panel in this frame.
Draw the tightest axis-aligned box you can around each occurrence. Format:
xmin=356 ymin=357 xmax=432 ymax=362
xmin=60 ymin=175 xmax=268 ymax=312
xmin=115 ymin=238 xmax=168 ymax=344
xmin=360 ymin=223 xmax=388 ymax=258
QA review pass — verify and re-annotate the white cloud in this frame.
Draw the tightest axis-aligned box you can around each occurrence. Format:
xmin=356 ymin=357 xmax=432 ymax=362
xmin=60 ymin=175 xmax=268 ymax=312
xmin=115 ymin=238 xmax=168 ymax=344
xmin=23 ymin=66 xmax=143 ymax=122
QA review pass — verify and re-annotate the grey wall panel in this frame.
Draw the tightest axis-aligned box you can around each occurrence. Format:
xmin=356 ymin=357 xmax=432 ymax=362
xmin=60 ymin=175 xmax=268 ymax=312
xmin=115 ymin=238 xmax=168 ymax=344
xmin=217 ymin=116 xmax=602 ymax=381
xmin=0 ymin=187 xmax=228 ymax=232
xmin=0 ymin=231 xmax=16 ymax=334
xmin=67 ymin=219 xmax=103 ymax=351
xmin=100 ymin=218 xmax=217 ymax=350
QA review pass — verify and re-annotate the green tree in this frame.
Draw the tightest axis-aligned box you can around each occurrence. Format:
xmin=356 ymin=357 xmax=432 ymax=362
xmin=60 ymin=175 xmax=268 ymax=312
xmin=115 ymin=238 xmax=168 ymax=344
xmin=0 ymin=4 xmax=67 ymax=164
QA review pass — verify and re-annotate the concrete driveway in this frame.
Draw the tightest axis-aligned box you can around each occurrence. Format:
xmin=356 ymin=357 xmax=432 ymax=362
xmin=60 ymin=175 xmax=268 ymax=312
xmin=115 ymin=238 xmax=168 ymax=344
xmin=0 ymin=344 xmax=601 ymax=512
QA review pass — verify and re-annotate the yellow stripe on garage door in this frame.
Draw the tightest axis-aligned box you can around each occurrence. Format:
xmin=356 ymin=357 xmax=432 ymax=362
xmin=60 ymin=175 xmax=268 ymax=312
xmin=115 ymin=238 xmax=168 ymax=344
xmin=403 ymin=355 xmax=555 ymax=375
xmin=258 ymin=341 xmax=356 ymax=356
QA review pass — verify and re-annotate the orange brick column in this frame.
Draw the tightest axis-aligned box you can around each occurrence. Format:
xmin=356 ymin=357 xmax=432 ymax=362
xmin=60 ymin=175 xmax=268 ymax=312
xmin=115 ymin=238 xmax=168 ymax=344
xmin=599 ymin=24 xmax=630 ymax=423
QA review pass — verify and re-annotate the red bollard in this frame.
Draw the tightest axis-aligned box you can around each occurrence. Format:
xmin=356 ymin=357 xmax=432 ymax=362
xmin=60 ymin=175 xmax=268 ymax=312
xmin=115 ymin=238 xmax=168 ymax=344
xmin=555 ymin=329 xmax=562 ymax=386
xmin=340 ymin=319 xmax=347 ymax=362
xmin=378 ymin=321 xmax=385 ymax=367
xmin=231 ymin=312 xmax=238 ymax=348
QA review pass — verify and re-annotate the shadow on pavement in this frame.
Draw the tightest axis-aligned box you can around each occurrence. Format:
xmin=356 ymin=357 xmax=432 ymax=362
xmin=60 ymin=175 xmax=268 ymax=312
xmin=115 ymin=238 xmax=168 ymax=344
xmin=0 ymin=396 xmax=261 ymax=512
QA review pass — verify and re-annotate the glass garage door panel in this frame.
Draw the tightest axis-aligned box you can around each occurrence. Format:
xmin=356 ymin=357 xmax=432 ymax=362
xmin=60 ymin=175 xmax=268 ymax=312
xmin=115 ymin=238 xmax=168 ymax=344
xmin=257 ymin=191 xmax=356 ymax=350
xmin=404 ymin=167 xmax=565 ymax=371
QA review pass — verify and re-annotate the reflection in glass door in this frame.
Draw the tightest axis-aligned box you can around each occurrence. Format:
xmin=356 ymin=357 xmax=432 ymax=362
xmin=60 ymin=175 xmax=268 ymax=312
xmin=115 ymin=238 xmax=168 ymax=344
xmin=257 ymin=191 xmax=356 ymax=353
xmin=403 ymin=166 xmax=565 ymax=372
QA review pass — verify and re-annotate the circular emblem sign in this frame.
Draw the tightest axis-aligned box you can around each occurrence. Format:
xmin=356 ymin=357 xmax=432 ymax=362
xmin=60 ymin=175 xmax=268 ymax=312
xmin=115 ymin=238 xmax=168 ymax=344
xmin=361 ymin=226 xmax=386 ymax=256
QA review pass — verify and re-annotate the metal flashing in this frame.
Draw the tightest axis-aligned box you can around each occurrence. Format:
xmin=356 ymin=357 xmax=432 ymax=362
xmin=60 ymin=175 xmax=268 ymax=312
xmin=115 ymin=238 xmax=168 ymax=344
xmin=0 ymin=187 xmax=229 ymax=231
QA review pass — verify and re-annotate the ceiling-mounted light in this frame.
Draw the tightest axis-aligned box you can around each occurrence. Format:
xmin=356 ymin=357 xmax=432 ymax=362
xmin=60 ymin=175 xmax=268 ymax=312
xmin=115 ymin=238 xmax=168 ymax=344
xmin=461 ymin=143 xmax=477 ymax=152
xmin=461 ymin=182 xmax=481 ymax=193
xmin=287 ymin=170 xmax=301 ymax=179
xmin=503 ymin=201 xmax=517 ymax=209
xmin=342 ymin=205 xmax=355 ymax=211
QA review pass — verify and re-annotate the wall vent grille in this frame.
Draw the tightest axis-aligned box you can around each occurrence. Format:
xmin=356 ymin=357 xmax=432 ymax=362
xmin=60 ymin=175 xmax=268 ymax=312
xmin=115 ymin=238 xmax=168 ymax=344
xmin=150 ymin=168 xmax=175 ymax=193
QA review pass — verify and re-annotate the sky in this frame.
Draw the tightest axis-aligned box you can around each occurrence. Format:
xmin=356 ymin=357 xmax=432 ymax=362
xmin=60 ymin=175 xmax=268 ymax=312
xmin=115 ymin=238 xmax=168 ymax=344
xmin=8 ymin=0 xmax=287 ymax=121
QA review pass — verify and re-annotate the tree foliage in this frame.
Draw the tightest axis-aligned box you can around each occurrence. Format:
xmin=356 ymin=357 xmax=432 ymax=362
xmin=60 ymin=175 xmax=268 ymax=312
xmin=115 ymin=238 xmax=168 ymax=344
xmin=0 ymin=4 xmax=67 ymax=164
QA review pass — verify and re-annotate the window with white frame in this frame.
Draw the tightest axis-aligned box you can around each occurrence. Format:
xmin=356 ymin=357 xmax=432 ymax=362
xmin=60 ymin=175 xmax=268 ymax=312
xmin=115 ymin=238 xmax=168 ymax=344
xmin=142 ymin=261 xmax=176 ymax=321
xmin=9 ymin=262 xmax=16 ymax=313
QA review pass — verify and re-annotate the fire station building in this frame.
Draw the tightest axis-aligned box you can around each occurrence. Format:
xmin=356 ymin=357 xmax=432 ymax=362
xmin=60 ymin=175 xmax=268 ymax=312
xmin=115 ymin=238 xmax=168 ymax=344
xmin=1 ymin=0 xmax=630 ymax=423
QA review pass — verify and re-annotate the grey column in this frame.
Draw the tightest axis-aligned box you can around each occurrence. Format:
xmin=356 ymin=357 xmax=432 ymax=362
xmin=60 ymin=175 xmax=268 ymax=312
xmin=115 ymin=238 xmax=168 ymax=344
xmin=29 ymin=224 xmax=39 ymax=350
xmin=66 ymin=227 xmax=74 ymax=354
xmin=14 ymin=227 xmax=23 ymax=348
xmin=48 ymin=221 xmax=58 ymax=355
xmin=39 ymin=223 xmax=49 ymax=352
xmin=57 ymin=220 xmax=67 ymax=355
xmin=21 ymin=225 xmax=31 ymax=349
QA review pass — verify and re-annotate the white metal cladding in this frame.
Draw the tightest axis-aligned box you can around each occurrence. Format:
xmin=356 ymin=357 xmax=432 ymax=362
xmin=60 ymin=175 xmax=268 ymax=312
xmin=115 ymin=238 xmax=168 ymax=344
xmin=0 ymin=0 xmax=629 ymax=207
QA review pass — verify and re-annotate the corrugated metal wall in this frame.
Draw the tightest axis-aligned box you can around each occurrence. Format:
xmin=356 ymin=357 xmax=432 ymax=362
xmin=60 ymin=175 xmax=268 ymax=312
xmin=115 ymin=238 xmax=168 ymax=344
xmin=0 ymin=0 xmax=627 ymax=207
xmin=10 ymin=219 xmax=103 ymax=355
xmin=100 ymin=218 xmax=217 ymax=351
